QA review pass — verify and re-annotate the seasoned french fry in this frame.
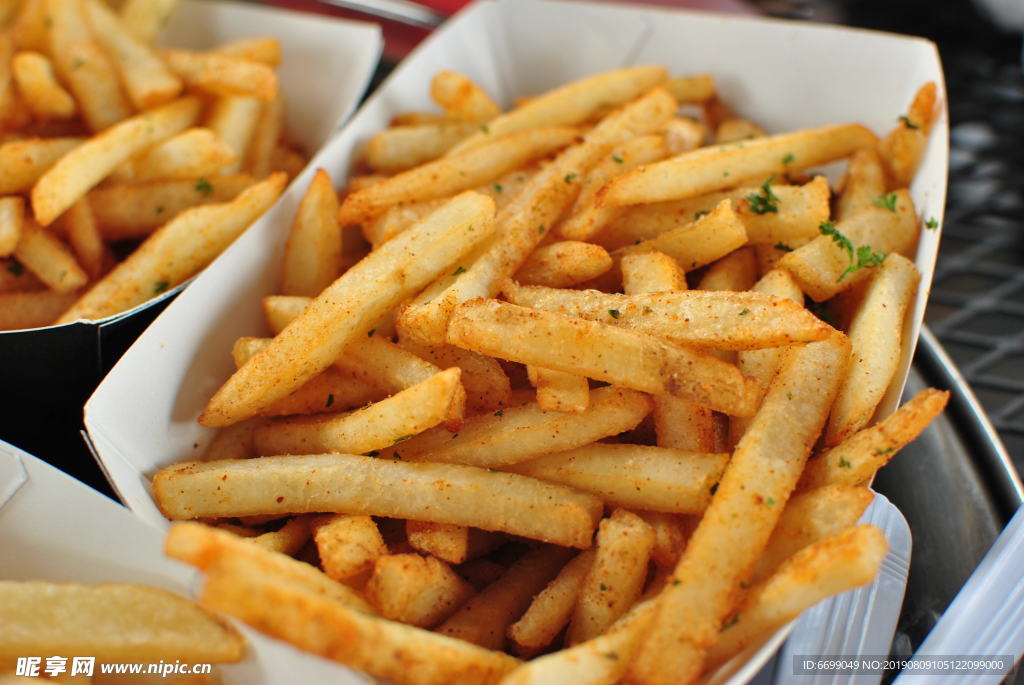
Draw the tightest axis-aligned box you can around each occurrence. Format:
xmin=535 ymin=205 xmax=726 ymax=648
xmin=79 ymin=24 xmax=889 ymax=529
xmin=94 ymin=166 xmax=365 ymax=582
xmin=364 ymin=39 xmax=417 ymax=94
xmin=0 ymin=196 xmax=24 ymax=257
xmin=598 ymin=123 xmax=876 ymax=207
xmin=280 ymin=168 xmax=343 ymax=297
xmin=620 ymin=251 xmax=688 ymax=295
xmin=430 ymin=70 xmax=501 ymax=122
xmin=366 ymin=553 xmax=475 ymax=628
xmin=508 ymin=549 xmax=596 ymax=654
xmin=698 ymin=247 xmax=757 ymax=293
xmin=313 ymin=514 xmax=388 ymax=582
xmin=112 ymin=127 xmax=237 ymax=183
xmin=255 ymin=367 xmax=383 ymax=417
xmin=246 ymin=90 xmax=284 ymax=178
xmin=57 ymin=172 xmax=284 ymax=323
xmin=449 ymin=66 xmax=667 ymax=154
xmin=374 ymin=386 xmax=651 ymax=468
xmin=398 ymin=339 xmax=512 ymax=414
xmin=253 ymin=515 xmax=311 ymax=556
xmin=338 ymin=127 xmax=577 ymax=225
xmin=503 ymin=281 xmax=833 ymax=351
xmin=448 ymin=299 xmax=762 ymax=417
xmin=825 ymin=254 xmax=920 ymax=444
xmin=11 ymin=51 xmax=76 ymax=119
xmin=506 ymin=444 xmax=727 ymax=514
xmin=515 ymin=240 xmax=612 ymax=288
xmin=777 ymin=190 xmax=918 ymax=302
xmin=86 ymin=0 xmax=183 ymax=109
xmin=802 ymin=388 xmax=949 ymax=489
xmin=704 ymin=525 xmax=887 ymax=670
xmin=205 ymin=96 xmax=262 ymax=174
xmin=119 ymin=0 xmax=179 ymax=42
xmin=663 ymin=117 xmax=708 ymax=155
xmin=201 ymin=417 xmax=269 ymax=461
xmin=200 ymin=191 xmax=495 ymax=427
xmin=665 ymin=74 xmax=715 ymax=103
xmin=634 ymin=511 xmax=690 ymax=568
xmin=59 ymin=199 xmax=105 ymax=279
xmin=214 ymin=37 xmax=282 ymax=66
xmin=837 ymin=147 xmax=886 ymax=220
xmin=716 ymin=118 xmax=764 ymax=144
xmin=406 ymin=522 xmax=502 ymax=565
xmin=568 ymin=509 xmax=655 ymax=644
xmin=0 ymin=137 xmax=82 ymax=195
xmin=526 ymin=365 xmax=590 ymax=413
xmin=13 ymin=220 xmax=88 ymax=292
xmin=879 ymin=82 xmax=938 ymax=188
xmin=47 ymin=0 xmax=133 ymax=132
xmin=438 ymin=546 xmax=573 ymax=649
xmin=155 ymin=454 xmax=603 ymax=548
xmin=270 ymin=143 xmax=308 ymax=180
xmin=363 ymin=122 xmax=479 ymax=174
xmin=163 ymin=48 xmax=277 ymax=101
xmin=625 ymin=333 xmax=850 ymax=684
xmin=0 ymin=289 xmax=80 ymax=330
xmin=32 ymin=97 xmax=201 ymax=225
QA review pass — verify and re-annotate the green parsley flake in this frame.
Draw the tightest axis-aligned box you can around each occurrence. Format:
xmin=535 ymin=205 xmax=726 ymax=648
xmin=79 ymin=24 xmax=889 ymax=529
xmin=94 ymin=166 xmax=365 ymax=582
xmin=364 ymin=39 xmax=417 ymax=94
xmin=452 ymin=266 xmax=467 ymax=276
xmin=480 ymin=124 xmax=490 ymax=134
xmin=925 ymin=217 xmax=939 ymax=229
xmin=723 ymin=613 xmax=740 ymax=630
xmin=393 ymin=451 xmax=402 ymax=459
xmin=612 ymin=153 xmax=624 ymax=164
xmin=782 ymin=152 xmax=795 ymax=164
xmin=774 ymin=242 xmax=793 ymax=252
xmin=672 ymin=579 xmax=681 ymax=586
xmin=326 ymin=394 xmax=334 ymax=408
xmin=367 ymin=450 xmax=380 ymax=457
xmin=494 ymin=410 xmax=504 ymax=417
xmin=874 ymin=192 xmax=898 ymax=212
xmin=899 ymin=115 xmax=919 ymax=130
xmin=604 ymin=652 xmax=619 ymax=661
xmin=156 ymin=205 xmax=165 ymax=215
xmin=7 ymin=262 xmax=24 ymax=277
xmin=694 ymin=210 xmax=710 ymax=221
xmin=765 ymin=497 xmax=775 ymax=505
xmin=839 ymin=457 xmax=852 ymax=468
xmin=493 ymin=183 xmax=503 ymax=193
xmin=195 ymin=178 xmax=214 ymax=196
xmin=874 ymin=446 xmax=894 ymax=456
xmin=819 ymin=221 xmax=887 ymax=281
xmin=608 ymin=309 xmax=620 ymax=319
xmin=451 ymin=433 xmax=459 ymax=439
xmin=746 ymin=176 xmax=781 ymax=215
xmin=739 ymin=308 xmax=749 ymax=316
xmin=392 ymin=435 xmax=412 ymax=445
xmin=787 ymin=391 xmax=793 ymax=400
xmin=153 ymin=281 xmax=170 ymax=294
xmin=710 ymin=482 xmax=719 ymax=495
xmin=538 ymin=225 xmax=546 ymax=234
xmin=564 ymin=173 xmax=577 ymax=183
xmin=599 ymin=583 xmax=608 ymax=591
xmin=367 ymin=328 xmax=375 ymax=337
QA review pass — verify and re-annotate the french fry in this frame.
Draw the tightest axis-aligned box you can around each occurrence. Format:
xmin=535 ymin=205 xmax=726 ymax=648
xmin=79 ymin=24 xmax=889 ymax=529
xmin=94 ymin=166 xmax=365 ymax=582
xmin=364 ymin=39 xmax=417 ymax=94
xmin=879 ymin=82 xmax=938 ymax=188
xmin=715 ymin=118 xmax=764 ymax=144
xmin=620 ymin=251 xmax=688 ymax=295
xmin=270 ymin=143 xmax=308 ymax=180
xmin=119 ymin=0 xmax=179 ymax=43
xmin=430 ymin=70 xmax=501 ymax=122
xmin=59 ymin=199 xmax=106 ymax=279
xmin=698 ymin=246 xmax=757 ymax=293
xmin=313 ymin=514 xmax=388 ymax=582
xmin=214 ymin=37 xmax=282 ymax=66
xmin=506 ymin=444 xmax=727 ymax=514
xmin=196 ymin=554 xmax=520 ymax=685
xmin=338 ymin=127 xmax=578 ymax=225
xmin=112 ymin=127 xmax=237 ymax=183
xmin=0 ymin=258 xmax=45 ymax=292
xmin=625 ymin=332 xmax=850 ymax=685
xmin=12 ymin=0 xmax=49 ymax=53
xmin=406 ymin=522 xmax=502 ymax=565
xmin=598 ymin=123 xmax=876 ymax=207
xmin=366 ymin=553 xmax=475 ymax=628
xmin=438 ymin=546 xmax=573 ymax=649
xmin=396 ymin=88 xmax=676 ymax=345
xmin=777 ymin=190 xmax=918 ymax=301
xmin=825 ymin=254 xmax=920 ymax=444
xmin=251 ymin=368 xmax=462 ymax=456
xmin=502 ymin=281 xmax=833 ymax=351
xmin=374 ymin=386 xmax=651 ymax=468
xmin=253 ymin=515 xmax=311 ymax=556
xmin=704 ymin=525 xmax=887 ymax=670
xmin=0 ymin=196 xmax=24 ymax=257
xmin=363 ymin=198 xmax=446 ymax=248
xmin=165 ymin=521 xmax=374 ymax=612
xmin=32 ymin=97 xmax=201 ymax=225
xmin=447 ymin=299 xmax=762 ymax=417
xmin=568 ymin=509 xmax=655 ymax=644
xmin=280 ymin=168 xmax=343 ymax=297
xmin=90 ymin=173 xmax=254 ymax=240
xmin=154 ymin=454 xmax=604 ymax=548
xmin=363 ymin=122 xmax=480 ymax=174
xmin=633 ymin=511 xmax=690 ymax=568
xmin=201 ymin=417 xmax=268 ymax=461
xmin=205 ymin=96 xmax=262 ymax=174
xmin=163 ymin=48 xmax=277 ymax=101
xmin=199 ymin=191 xmax=495 ymax=427
xmin=449 ymin=66 xmax=667 ymax=154
xmin=47 ymin=0 xmax=133 ymax=132
xmin=0 ymin=580 xmax=244 ymax=662
xmin=665 ymin=75 xmax=715 ymax=103
xmin=85 ymin=0 xmax=183 ymax=109
xmin=837 ymin=147 xmax=886 ymax=220
xmin=508 ymin=549 xmax=595 ymax=654
xmin=802 ymin=388 xmax=949 ymax=489
xmin=0 ymin=137 xmax=83 ymax=195
xmin=663 ymin=117 xmax=708 ymax=155
xmin=11 ymin=51 xmax=76 ymax=119
xmin=57 ymin=172 xmax=284 ymax=323
xmin=398 ymin=339 xmax=512 ymax=414
xmin=0 ymin=289 xmax=80 ymax=330
xmin=246 ymin=90 xmax=284 ymax=178
xmin=13 ymin=220 xmax=88 ymax=292
xmin=514 ymin=240 xmax=612 ymax=288
xmin=526 ymin=365 xmax=590 ymax=413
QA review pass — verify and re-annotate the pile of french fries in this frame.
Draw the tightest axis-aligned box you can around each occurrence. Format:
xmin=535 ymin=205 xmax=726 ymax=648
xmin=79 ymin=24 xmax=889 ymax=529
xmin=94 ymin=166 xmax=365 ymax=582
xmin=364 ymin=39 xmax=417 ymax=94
xmin=0 ymin=0 xmax=307 ymax=330
xmin=152 ymin=67 xmax=950 ymax=685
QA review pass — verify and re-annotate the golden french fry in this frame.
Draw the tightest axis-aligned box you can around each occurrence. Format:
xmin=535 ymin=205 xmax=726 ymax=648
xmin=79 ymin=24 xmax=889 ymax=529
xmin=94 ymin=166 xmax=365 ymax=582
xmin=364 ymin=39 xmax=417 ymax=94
xmin=502 ymin=281 xmax=833 ymax=351
xmin=837 ymin=147 xmax=886 ymax=220
xmin=113 ymin=128 xmax=237 ymax=183
xmin=200 ymin=191 xmax=495 ymax=427
xmin=155 ymin=454 xmax=603 ymax=548
xmin=363 ymin=122 xmax=480 ymax=174
xmin=270 ymin=143 xmax=308 ymax=180
xmin=568 ymin=509 xmax=655 ymax=644
xmin=0 ymin=196 xmax=24 ymax=257
xmin=11 ymin=51 xmax=76 ymax=119
xmin=366 ymin=553 xmax=475 ymax=628
xmin=13 ymin=220 xmax=88 ymax=292
xmin=398 ymin=339 xmax=512 ymax=414
xmin=205 ymin=96 xmax=262 ymax=174
xmin=598 ymin=123 xmax=876 ymax=207
xmin=280 ymin=168 xmax=343 ymax=297
xmin=0 ymin=137 xmax=83 ymax=195
xmin=405 ymin=522 xmax=502 ymax=565
xmin=625 ymin=332 xmax=850 ymax=684
xmin=716 ymin=117 xmax=764 ymax=144
xmin=374 ymin=386 xmax=651 ymax=468
xmin=32 ymin=97 xmax=201 ymax=225
xmin=802 ymin=388 xmax=949 ymax=489
xmin=449 ymin=66 xmax=667 ymax=154
xmin=86 ymin=0 xmax=183 ymax=109
xmin=119 ymin=0 xmax=179 ymax=42
xmin=777 ymin=190 xmax=918 ymax=301
xmin=246 ymin=90 xmax=284 ymax=178
xmin=430 ymin=70 xmax=501 ymax=122
xmin=634 ymin=511 xmax=691 ymax=568
xmin=879 ymin=82 xmax=938 ymax=188
xmin=214 ymin=37 xmax=282 ymax=66
xmin=438 ymin=546 xmax=573 ymax=649
xmin=620 ymin=251 xmax=688 ymax=295
xmin=665 ymin=74 xmax=715 ymax=103
xmin=527 ymin=365 xmax=590 ymax=413
xmin=57 ymin=173 xmax=284 ymax=323
xmin=508 ymin=549 xmax=595 ymax=654
xmin=201 ymin=417 xmax=268 ymax=461
xmin=698 ymin=246 xmax=757 ymax=293
xmin=825 ymin=254 xmax=920 ymax=444
xmin=0 ymin=580 xmax=243 ymax=662
xmin=663 ymin=117 xmax=709 ymax=154
xmin=12 ymin=0 xmax=49 ymax=52
xmin=59 ymin=199 xmax=106 ymax=279
xmin=448 ymin=299 xmax=762 ymax=417
xmin=704 ymin=525 xmax=887 ymax=670
xmin=164 ymin=48 xmax=277 ymax=101
xmin=252 ymin=515 xmax=311 ymax=556
xmin=338 ymin=127 xmax=577 ymax=225
xmin=506 ymin=444 xmax=728 ymax=514
xmin=515 ymin=240 xmax=612 ymax=289
xmin=0 ymin=289 xmax=80 ymax=330
xmin=313 ymin=514 xmax=388 ymax=582
xmin=47 ymin=0 xmax=132 ymax=132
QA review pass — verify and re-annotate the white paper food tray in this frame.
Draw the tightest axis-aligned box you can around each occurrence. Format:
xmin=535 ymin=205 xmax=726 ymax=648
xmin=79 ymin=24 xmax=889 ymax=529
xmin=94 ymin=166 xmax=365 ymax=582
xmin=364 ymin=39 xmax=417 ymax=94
xmin=0 ymin=440 xmax=367 ymax=684
xmin=85 ymin=0 xmax=948 ymax=681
